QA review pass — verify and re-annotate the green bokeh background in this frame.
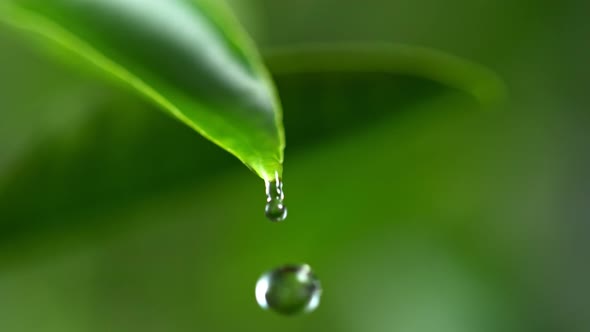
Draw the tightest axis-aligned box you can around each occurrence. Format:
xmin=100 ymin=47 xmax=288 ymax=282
xmin=0 ymin=0 xmax=588 ymax=331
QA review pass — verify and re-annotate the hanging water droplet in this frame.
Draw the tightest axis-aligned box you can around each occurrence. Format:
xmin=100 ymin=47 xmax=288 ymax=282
xmin=265 ymin=176 xmax=287 ymax=222
xmin=255 ymin=264 xmax=322 ymax=315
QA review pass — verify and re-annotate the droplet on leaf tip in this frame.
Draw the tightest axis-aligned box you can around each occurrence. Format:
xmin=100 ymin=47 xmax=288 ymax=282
xmin=264 ymin=177 xmax=287 ymax=222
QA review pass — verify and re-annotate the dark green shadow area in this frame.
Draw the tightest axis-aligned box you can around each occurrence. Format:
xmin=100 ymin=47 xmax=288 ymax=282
xmin=0 ymin=72 xmax=450 ymax=261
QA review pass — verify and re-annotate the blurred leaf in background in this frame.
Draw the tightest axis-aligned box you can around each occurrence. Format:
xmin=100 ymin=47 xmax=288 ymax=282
xmin=0 ymin=0 xmax=589 ymax=332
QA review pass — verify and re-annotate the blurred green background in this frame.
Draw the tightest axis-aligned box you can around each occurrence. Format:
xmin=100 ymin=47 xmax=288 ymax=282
xmin=0 ymin=0 xmax=588 ymax=331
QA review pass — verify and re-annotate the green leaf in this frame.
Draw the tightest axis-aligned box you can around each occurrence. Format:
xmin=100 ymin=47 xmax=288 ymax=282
xmin=0 ymin=31 xmax=505 ymax=253
xmin=0 ymin=0 xmax=285 ymax=181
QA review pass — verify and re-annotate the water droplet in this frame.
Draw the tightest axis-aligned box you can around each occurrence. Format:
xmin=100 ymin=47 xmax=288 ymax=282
xmin=265 ymin=176 xmax=287 ymax=222
xmin=255 ymin=264 xmax=322 ymax=315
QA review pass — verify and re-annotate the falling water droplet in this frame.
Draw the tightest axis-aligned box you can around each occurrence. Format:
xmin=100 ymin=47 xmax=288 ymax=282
xmin=265 ymin=175 xmax=287 ymax=222
xmin=255 ymin=264 xmax=322 ymax=315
